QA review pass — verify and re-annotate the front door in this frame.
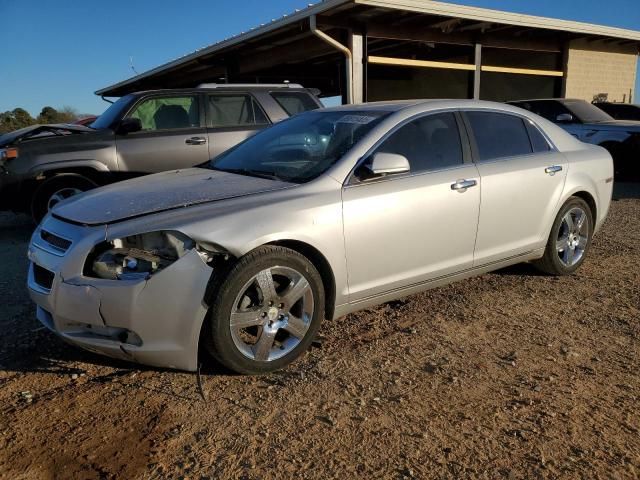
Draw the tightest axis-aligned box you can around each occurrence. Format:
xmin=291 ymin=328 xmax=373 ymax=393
xmin=115 ymin=94 xmax=209 ymax=173
xmin=342 ymin=112 xmax=481 ymax=301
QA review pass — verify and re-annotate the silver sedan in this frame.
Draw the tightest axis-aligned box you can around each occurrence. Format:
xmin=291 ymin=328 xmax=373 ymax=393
xmin=27 ymin=100 xmax=613 ymax=374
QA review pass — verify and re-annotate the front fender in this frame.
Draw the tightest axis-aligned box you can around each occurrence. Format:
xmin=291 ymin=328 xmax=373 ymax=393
xmin=29 ymin=159 xmax=111 ymax=175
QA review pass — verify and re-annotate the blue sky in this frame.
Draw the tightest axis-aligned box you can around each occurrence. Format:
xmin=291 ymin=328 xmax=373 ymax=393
xmin=0 ymin=0 xmax=638 ymax=117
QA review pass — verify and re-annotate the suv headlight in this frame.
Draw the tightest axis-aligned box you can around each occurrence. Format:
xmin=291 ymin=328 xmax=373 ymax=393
xmin=88 ymin=231 xmax=195 ymax=280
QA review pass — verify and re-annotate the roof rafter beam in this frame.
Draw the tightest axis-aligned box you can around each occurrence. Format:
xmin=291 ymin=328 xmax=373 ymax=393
xmin=366 ymin=23 xmax=563 ymax=52
xmin=458 ymin=22 xmax=493 ymax=33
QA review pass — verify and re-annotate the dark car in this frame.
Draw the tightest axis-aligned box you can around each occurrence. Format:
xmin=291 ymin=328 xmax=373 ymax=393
xmin=0 ymin=84 xmax=321 ymax=220
xmin=73 ymin=115 xmax=98 ymax=126
xmin=509 ymin=98 xmax=640 ymax=181
xmin=593 ymin=102 xmax=640 ymax=121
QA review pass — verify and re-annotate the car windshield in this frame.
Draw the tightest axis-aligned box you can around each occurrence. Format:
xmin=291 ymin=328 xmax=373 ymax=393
xmin=209 ymin=110 xmax=389 ymax=183
xmin=565 ymin=100 xmax=614 ymax=123
xmin=90 ymin=95 xmax=136 ymax=130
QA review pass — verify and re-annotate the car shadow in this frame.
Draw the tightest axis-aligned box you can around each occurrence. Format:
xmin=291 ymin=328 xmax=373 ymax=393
xmin=1 ymin=326 xmax=234 ymax=378
xmin=492 ymin=262 xmax=549 ymax=277
xmin=612 ymin=181 xmax=640 ymax=200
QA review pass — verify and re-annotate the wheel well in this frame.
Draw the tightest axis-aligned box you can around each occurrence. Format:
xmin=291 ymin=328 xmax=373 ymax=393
xmin=268 ymin=240 xmax=337 ymax=321
xmin=572 ymin=191 xmax=597 ymax=221
xmin=40 ymin=167 xmax=106 ymax=185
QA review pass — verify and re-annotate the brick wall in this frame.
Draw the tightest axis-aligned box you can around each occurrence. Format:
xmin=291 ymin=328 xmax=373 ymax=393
xmin=564 ymin=39 xmax=638 ymax=103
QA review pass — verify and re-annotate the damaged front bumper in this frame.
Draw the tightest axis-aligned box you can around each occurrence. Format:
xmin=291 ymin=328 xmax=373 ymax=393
xmin=27 ymin=215 xmax=213 ymax=371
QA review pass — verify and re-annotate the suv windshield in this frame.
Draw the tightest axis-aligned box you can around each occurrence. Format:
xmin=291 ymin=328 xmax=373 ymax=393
xmin=90 ymin=95 xmax=136 ymax=130
xmin=565 ymin=100 xmax=613 ymax=123
xmin=210 ymin=110 xmax=389 ymax=183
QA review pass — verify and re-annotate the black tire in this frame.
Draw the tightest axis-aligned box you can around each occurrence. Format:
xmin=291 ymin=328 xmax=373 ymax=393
xmin=534 ymin=196 xmax=593 ymax=276
xmin=203 ymin=245 xmax=325 ymax=375
xmin=31 ymin=175 xmax=96 ymax=223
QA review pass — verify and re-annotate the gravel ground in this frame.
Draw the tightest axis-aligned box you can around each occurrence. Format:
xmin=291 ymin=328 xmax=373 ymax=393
xmin=0 ymin=186 xmax=638 ymax=480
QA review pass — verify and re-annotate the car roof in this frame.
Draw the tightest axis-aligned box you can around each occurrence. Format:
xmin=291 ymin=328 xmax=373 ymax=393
xmin=509 ymin=98 xmax=585 ymax=104
xmin=320 ymin=99 xmax=527 ymax=113
xmin=130 ymin=85 xmax=312 ymax=96
xmin=596 ymin=102 xmax=640 ymax=107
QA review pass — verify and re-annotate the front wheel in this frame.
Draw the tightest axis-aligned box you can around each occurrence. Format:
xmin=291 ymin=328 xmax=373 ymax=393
xmin=534 ymin=197 xmax=593 ymax=275
xmin=31 ymin=175 xmax=96 ymax=223
xmin=203 ymin=246 xmax=325 ymax=374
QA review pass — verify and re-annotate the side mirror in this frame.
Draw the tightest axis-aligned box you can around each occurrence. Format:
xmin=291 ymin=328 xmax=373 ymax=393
xmin=117 ymin=117 xmax=142 ymax=134
xmin=556 ymin=113 xmax=574 ymax=123
xmin=369 ymin=152 xmax=410 ymax=176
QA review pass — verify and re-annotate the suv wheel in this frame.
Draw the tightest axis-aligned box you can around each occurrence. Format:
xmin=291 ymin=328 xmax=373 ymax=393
xmin=203 ymin=246 xmax=325 ymax=374
xmin=534 ymin=196 xmax=593 ymax=275
xmin=31 ymin=175 xmax=97 ymax=223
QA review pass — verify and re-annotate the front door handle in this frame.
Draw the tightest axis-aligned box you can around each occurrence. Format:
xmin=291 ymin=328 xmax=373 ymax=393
xmin=545 ymin=165 xmax=562 ymax=175
xmin=185 ymin=137 xmax=206 ymax=145
xmin=451 ymin=179 xmax=477 ymax=192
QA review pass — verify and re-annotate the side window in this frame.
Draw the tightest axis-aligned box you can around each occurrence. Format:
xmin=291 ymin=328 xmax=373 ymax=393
xmin=129 ymin=96 xmax=199 ymax=131
xmin=208 ymin=94 xmax=270 ymax=128
xmin=466 ymin=112 xmax=533 ymax=161
xmin=270 ymin=92 xmax=320 ymax=116
xmin=374 ymin=112 xmax=464 ymax=174
xmin=525 ymin=121 xmax=551 ymax=153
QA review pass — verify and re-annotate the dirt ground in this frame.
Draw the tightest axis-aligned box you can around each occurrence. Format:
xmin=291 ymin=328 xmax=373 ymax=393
xmin=0 ymin=186 xmax=638 ymax=480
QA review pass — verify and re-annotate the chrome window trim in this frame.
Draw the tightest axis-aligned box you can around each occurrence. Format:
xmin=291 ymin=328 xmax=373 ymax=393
xmin=344 ymin=108 xmax=470 ymax=187
xmin=343 ymin=162 xmax=476 ymax=189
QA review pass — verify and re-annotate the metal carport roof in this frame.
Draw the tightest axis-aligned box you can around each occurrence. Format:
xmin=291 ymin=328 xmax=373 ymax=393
xmin=96 ymin=0 xmax=640 ymax=97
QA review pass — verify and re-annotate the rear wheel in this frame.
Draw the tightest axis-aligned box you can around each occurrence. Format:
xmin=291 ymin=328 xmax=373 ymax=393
xmin=534 ymin=197 xmax=593 ymax=275
xmin=31 ymin=175 xmax=96 ymax=223
xmin=203 ymin=246 xmax=325 ymax=374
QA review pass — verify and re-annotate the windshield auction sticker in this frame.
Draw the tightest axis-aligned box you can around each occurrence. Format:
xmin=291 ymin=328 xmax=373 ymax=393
xmin=336 ymin=115 xmax=379 ymax=124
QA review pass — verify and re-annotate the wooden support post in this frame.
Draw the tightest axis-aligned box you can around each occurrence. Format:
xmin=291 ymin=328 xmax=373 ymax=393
xmin=474 ymin=43 xmax=482 ymax=100
xmin=350 ymin=32 xmax=364 ymax=104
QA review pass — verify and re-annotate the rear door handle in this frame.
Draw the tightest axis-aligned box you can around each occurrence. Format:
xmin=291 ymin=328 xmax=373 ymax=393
xmin=545 ymin=165 xmax=562 ymax=175
xmin=451 ymin=179 xmax=477 ymax=192
xmin=185 ymin=137 xmax=206 ymax=145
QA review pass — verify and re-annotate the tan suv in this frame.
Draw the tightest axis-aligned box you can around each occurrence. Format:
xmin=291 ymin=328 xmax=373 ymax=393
xmin=0 ymin=84 xmax=321 ymax=220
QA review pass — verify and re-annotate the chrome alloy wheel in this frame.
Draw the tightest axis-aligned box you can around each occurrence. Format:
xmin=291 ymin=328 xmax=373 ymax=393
xmin=47 ymin=187 xmax=83 ymax=210
xmin=229 ymin=266 xmax=314 ymax=362
xmin=556 ymin=206 xmax=589 ymax=267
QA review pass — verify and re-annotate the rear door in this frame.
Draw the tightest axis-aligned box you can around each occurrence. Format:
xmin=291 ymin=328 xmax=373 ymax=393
xmin=206 ymin=93 xmax=272 ymax=159
xmin=342 ymin=111 xmax=481 ymax=301
xmin=463 ymin=110 xmax=567 ymax=265
xmin=115 ymin=94 xmax=209 ymax=173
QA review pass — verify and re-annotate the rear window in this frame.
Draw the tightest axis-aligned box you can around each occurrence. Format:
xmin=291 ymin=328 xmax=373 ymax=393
xmin=208 ymin=94 xmax=270 ymax=128
xmin=270 ymin=92 xmax=320 ymax=116
xmin=525 ymin=121 xmax=551 ymax=153
xmin=467 ymin=111 xmax=533 ymax=161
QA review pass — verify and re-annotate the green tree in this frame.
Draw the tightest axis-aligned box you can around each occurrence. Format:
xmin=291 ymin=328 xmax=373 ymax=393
xmin=37 ymin=105 xmax=78 ymax=124
xmin=0 ymin=108 xmax=35 ymax=134
xmin=57 ymin=106 xmax=78 ymax=123
xmin=38 ymin=106 xmax=59 ymax=124
xmin=11 ymin=108 xmax=34 ymax=129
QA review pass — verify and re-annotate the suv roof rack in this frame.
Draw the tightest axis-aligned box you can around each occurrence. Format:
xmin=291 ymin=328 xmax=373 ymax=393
xmin=196 ymin=83 xmax=304 ymax=89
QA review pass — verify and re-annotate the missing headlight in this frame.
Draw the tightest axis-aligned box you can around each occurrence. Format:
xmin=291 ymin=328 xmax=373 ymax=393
xmin=88 ymin=231 xmax=195 ymax=280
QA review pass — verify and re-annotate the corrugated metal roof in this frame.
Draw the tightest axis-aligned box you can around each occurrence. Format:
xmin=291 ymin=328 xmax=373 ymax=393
xmin=96 ymin=0 xmax=640 ymax=96
xmin=358 ymin=0 xmax=640 ymax=40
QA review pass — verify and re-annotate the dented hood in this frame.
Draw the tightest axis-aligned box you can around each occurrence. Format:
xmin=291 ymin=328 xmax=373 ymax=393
xmin=52 ymin=168 xmax=294 ymax=225
xmin=0 ymin=123 xmax=94 ymax=147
